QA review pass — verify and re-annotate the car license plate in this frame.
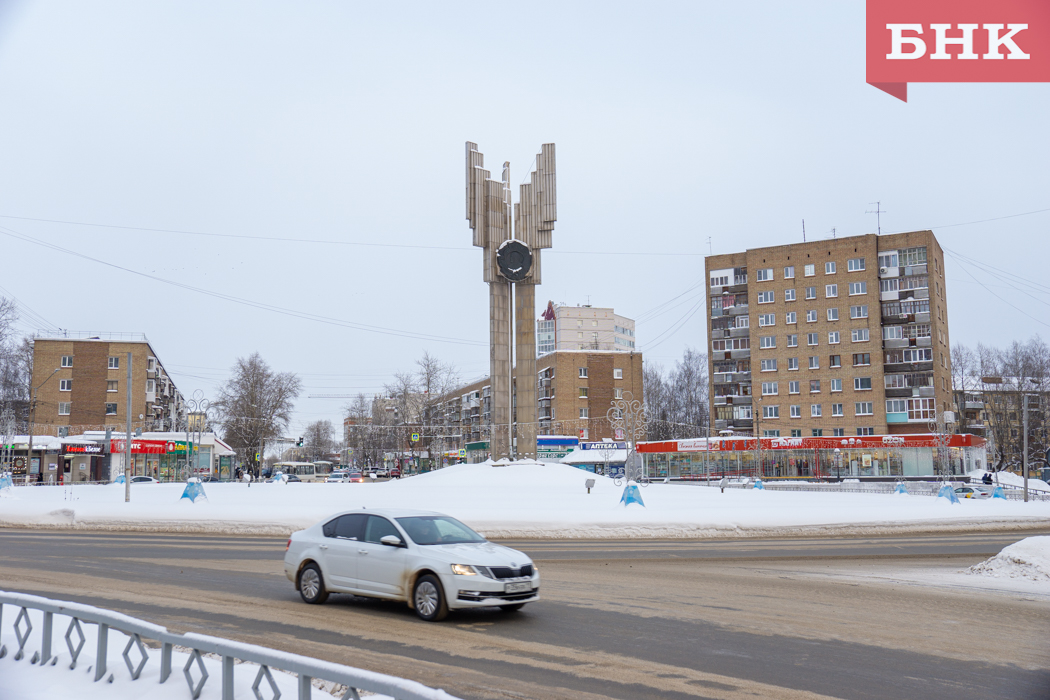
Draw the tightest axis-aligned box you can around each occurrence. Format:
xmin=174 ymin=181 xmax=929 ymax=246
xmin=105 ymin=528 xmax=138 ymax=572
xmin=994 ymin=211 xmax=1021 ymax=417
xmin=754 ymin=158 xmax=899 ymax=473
xmin=504 ymin=582 xmax=531 ymax=594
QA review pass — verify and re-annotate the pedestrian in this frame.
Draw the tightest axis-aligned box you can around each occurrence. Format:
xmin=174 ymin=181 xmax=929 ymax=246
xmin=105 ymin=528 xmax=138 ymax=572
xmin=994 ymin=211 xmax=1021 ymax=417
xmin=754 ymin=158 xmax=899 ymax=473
xmin=982 ymin=472 xmax=993 ymax=485
xmin=719 ymin=476 xmax=728 ymax=493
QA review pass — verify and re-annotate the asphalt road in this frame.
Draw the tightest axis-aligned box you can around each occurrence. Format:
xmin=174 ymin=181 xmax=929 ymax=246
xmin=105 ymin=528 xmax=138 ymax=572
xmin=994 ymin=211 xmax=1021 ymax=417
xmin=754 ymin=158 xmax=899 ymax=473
xmin=1 ymin=529 xmax=1048 ymax=700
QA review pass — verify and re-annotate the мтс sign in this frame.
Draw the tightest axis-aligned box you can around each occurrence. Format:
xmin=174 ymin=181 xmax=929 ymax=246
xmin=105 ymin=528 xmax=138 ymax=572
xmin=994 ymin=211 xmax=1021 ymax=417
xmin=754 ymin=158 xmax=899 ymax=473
xmin=867 ymin=0 xmax=1050 ymax=101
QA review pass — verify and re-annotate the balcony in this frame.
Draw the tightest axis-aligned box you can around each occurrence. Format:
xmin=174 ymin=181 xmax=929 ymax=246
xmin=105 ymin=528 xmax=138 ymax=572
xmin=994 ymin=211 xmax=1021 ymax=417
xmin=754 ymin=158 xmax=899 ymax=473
xmin=728 ymin=305 xmax=749 ymax=316
xmin=964 ymin=400 xmax=984 ymax=410
xmin=883 ymin=338 xmax=909 ymax=349
xmin=885 ymin=388 xmax=912 ymax=398
xmin=905 ymin=264 xmax=927 ymax=276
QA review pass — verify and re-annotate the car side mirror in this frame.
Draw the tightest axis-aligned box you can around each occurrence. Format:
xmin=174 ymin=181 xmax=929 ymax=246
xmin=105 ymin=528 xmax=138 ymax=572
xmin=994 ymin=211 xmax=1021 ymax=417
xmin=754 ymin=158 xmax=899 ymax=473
xmin=380 ymin=535 xmax=404 ymax=548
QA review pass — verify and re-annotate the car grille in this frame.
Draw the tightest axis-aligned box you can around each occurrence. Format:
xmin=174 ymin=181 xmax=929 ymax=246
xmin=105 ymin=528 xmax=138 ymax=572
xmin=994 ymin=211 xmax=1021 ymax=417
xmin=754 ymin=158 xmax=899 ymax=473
xmin=487 ymin=564 xmax=533 ymax=579
xmin=457 ymin=588 xmax=538 ymax=602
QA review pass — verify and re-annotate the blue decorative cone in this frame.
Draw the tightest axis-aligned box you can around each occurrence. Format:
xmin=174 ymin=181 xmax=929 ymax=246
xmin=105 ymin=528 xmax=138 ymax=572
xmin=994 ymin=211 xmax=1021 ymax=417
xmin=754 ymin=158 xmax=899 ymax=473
xmin=180 ymin=479 xmax=207 ymax=503
xmin=753 ymin=479 xmax=765 ymax=490
xmin=114 ymin=474 xmax=126 ymax=484
xmin=620 ymin=484 xmax=645 ymax=507
xmin=992 ymin=485 xmax=1007 ymax=499
xmin=0 ymin=473 xmax=13 ymax=490
xmin=894 ymin=482 xmax=909 ymax=495
xmin=937 ymin=483 xmax=960 ymax=504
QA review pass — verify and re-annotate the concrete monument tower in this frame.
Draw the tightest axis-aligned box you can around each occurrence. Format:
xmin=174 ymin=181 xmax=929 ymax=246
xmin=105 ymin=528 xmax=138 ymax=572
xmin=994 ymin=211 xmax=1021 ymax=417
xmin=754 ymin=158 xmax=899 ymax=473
xmin=466 ymin=142 xmax=557 ymax=460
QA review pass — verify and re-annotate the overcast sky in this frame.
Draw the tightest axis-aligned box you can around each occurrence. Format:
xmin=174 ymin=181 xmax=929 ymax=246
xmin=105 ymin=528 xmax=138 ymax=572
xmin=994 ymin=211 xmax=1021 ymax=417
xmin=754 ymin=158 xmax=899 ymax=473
xmin=0 ymin=0 xmax=1047 ymax=439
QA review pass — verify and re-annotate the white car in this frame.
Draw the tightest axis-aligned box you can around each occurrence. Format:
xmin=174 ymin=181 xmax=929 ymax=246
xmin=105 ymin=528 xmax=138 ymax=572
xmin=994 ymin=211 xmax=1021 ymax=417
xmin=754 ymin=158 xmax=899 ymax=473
xmin=325 ymin=471 xmax=349 ymax=483
xmin=283 ymin=508 xmax=539 ymax=621
xmin=130 ymin=476 xmax=158 ymax=484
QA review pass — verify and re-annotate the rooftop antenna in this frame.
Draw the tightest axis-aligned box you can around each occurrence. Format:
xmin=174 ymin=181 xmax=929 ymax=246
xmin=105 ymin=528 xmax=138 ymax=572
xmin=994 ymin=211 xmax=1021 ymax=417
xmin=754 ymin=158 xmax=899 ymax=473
xmin=866 ymin=201 xmax=885 ymax=235
xmin=802 ymin=219 xmax=806 ymax=242
xmin=829 ymin=227 xmax=837 ymax=239
xmin=707 ymin=236 xmax=712 ymax=256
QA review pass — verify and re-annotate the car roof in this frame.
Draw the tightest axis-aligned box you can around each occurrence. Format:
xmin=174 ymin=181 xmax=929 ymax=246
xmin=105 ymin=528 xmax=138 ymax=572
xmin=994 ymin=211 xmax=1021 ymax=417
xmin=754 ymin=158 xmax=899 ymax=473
xmin=325 ymin=507 xmax=447 ymax=519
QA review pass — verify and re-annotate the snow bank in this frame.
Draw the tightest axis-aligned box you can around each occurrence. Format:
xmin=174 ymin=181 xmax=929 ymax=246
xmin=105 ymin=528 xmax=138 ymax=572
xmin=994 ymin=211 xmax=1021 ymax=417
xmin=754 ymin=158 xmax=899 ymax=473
xmin=967 ymin=470 xmax=1050 ymax=493
xmin=1 ymin=461 xmax=1049 ymax=538
xmin=967 ymin=536 xmax=1050 ymax=582
xmin=0 ymin=607 xmax=395 ymax=699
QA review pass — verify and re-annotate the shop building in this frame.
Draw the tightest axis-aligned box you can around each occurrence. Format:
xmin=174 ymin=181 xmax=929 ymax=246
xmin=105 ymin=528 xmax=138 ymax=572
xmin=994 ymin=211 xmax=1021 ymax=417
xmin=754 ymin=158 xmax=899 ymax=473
xmin=638 ymin=433 xmax=987 ymax=480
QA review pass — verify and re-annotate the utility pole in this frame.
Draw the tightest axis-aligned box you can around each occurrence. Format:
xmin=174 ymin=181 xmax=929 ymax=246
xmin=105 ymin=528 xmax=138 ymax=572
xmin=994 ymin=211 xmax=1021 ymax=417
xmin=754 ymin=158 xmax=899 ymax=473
xmin=1023 ymin=392 xmax=1030 ymax=503
xmin=124 ymin=352 xmax=132 ymax=503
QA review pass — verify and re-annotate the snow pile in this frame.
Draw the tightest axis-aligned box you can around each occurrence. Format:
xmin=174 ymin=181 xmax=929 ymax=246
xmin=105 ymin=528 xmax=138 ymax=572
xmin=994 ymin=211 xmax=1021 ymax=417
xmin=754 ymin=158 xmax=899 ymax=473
xmin=2 ymin=460 xmax=1050 ymax=538
xmin=967 ymin=536 xmax=1050 ymax=583
xmin=967 ymin=470 xmax=1050 ymax=493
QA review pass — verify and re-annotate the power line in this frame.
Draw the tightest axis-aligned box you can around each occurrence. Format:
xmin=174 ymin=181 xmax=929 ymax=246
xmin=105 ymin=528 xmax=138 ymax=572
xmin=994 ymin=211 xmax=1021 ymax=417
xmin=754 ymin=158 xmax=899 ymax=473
xmin=944 ymin=250 xmax=1050 ymax=330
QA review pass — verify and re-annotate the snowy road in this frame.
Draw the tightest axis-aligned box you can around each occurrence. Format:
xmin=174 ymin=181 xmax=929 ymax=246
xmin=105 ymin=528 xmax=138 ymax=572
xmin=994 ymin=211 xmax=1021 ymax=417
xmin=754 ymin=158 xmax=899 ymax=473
xmin=1 ymin=529 xmax=1048 ymax=699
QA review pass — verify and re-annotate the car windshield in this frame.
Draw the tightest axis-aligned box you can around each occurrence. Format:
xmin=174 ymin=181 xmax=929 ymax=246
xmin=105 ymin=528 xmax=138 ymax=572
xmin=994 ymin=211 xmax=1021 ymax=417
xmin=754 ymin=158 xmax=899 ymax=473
xmin=396 ymin=516 xmax=486 ymax=545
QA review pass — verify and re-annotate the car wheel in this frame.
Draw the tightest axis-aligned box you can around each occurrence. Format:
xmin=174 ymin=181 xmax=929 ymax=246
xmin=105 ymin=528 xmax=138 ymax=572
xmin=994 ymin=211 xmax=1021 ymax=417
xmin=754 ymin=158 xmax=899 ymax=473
xmin=413 ymin=574 xmax=448 ymax=621
xmin=499 ymin=604 xmax=525 ymax=612
xmin=298 ymin=563 xmax=329 ymax=604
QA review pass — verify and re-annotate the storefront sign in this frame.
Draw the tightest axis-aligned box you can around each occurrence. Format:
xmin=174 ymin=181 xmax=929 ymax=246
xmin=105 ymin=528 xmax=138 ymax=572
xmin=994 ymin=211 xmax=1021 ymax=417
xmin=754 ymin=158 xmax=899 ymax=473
xmin=110 ymin=439 xmax=168 ymax=454
xmin=580 ymin=442 xmax=627 ymax=451
xmin=64 ymin=443 xmax=103 ymax=454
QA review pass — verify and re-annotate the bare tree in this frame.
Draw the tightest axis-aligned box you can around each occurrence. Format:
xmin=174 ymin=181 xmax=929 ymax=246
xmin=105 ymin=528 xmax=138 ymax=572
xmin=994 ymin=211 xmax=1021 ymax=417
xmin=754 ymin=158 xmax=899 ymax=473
xmin=214 ymin=353 xmax=302 ymax=475
xmin=415 ymin=352 xmax=460 ymax=468
xmin=303 ymin=419 xmax=335 ymax=462
xmin=0 ymin=299 xmax=31 ymax=430
xmin=644 ymin=348 xmax=709 ymax=441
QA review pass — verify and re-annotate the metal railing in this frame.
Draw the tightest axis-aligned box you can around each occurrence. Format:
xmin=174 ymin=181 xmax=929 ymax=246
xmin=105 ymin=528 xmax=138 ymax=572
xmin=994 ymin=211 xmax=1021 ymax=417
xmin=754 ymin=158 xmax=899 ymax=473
xmin=673 ymin=477 xmax=1050 ymax=501
xmin=0 ymin=591 xmax=459 ymax=700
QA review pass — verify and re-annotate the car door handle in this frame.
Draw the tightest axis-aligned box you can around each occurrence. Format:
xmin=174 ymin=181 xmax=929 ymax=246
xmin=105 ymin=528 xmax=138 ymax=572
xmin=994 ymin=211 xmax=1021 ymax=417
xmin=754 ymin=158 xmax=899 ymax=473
xmin=358 ymin=549 xmax=368 ymax=554
xmin=319 ymin=545 xmax=328 ymax=550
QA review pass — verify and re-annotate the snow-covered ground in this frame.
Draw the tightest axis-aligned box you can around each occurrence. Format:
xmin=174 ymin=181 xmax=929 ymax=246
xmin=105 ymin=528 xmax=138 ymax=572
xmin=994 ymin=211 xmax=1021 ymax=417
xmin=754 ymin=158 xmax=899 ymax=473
xmin=2 ymin=461 xmax=1049 ymax=538
xmin=967 ymin=469 xmax=1050 ymax=493
xmin=0 ymin=606 xmax=398 ymax=700
xmin=967 ymin=535 xmax=1050 ymax=583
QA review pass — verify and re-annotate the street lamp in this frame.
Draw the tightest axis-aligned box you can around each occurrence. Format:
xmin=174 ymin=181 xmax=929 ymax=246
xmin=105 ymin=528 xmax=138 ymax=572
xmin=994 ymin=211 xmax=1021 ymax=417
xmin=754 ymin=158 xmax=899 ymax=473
xmin=26 ymin=367 xmax=61 ymax=486
xmin=834 ymin=448 xmax=841 ymax=481
xmin=1022 ymin=377 xmax=1039 ymax=503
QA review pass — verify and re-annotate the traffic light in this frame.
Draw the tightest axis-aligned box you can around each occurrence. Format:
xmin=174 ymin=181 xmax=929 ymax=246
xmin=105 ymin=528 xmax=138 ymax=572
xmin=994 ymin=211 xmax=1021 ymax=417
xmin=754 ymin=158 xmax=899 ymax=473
xmin=297 ymin=437 xmax=304 ymax=447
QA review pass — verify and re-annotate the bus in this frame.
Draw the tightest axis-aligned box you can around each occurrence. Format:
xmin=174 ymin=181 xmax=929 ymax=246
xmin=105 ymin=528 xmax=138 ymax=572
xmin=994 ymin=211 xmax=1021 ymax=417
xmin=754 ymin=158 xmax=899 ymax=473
xmin=271 ymin=462 xmax=328 ymax=482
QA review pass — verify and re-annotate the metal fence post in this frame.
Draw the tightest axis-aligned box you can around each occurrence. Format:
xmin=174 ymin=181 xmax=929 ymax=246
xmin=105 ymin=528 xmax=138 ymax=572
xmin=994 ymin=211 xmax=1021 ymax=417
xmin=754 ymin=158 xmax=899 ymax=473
xmin=41 ymin=611 xmax=53 ymax=664
xmin=299 ymin=673 xmax=313 ymax=700
xmin=222 ymin=655 xmax=234 ymax=700
xmin=94 ymin=623 xmax=108 ymax=682
xmin=161 ymin=642 xmax=172 ymax=682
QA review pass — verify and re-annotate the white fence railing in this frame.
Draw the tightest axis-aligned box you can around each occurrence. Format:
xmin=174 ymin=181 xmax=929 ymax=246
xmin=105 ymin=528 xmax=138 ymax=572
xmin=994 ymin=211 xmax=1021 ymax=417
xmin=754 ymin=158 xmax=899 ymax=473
xmin=0 ymin=591 xmax=459 ymax=700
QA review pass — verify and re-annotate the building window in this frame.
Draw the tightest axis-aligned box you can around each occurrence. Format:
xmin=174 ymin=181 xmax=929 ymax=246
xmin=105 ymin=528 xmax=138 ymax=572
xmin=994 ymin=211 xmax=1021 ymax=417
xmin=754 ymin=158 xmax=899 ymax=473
xmin=146 ymin=379 xmax=155 ymax=394
xmin=851 ymin=329 xmax=870 ymax=342
xmin=832 ymin=403 xmax=843 ymax=416
xmin=848 ymin=281 xmax=868 ymax=295
xmin=854 ymin=377 xmax=872 ymax=391
xmin=757 ymin=291 xmax=775 ymax=304
xmin=805 ymin=287 xmax=816 ymax=300
xmin=763 ymin=405 xmax=779 ymax=419
xmin=812 ymin=429 xmax=823 ymax=437
xmin=804 ymin=264 xmax=815 ymax=277
xmin=579 ymin=408 xmax=589 ymax=419
xmin=760 ymin=336 xmax=776 ymax=349
xmin=788 ymin=357 xmax=799 ymax=371
xmin=806 ymin=310 xmax=817 ymax=323
xmin=613 ymin=368 xmax=623 ymax=379
xmin=810 ymin=380 xmax=821 ymax=393
xmin=900 ymin=246 xmax=927 ymax=266
xmin=784 ymin=266 xmax=795 ymax=279
xmin=809 ymin=356 xmax=819 ymax=369
xmin=908 ymin=398 xmax=935 ymax=420
xmin=579 ymin=387 xmax=588 ymax=398
xmin=850 ymin=305 xmax=868 ymax=319
xmin=791 ymin=429 xmax=802 ymax=437
xmin=807 ymin=333 xmax=818 ymax=346
xmin=827 ymin=308 xmax=839 ymax=321
xmin=855 ymin=402 xmax=874 ymax=416
xmin=857 ymin=427 xmax=875 ymax=436
xmin=761 ymin=382 xmax=779 ymax=396
xmin=829 ymin=355 xmax=841 ymax=368
xmin=830 ymin=378 xmax=842 ymax=392
xmin=785 ymin=289 xmax=796 ymax=302
xmin=790 ymin=405 xmax=801 ymax=418
xmin=786 ymin=311 xmax=797 ymax=324
xmin=852 ymin=353 xmax=871 ymax=366
xmin=886 ymin=399 xmax=907 ymax=414
xmin=878 ymin=252 xmax=898 ymax=269
xmin=825 ymin=284 xmax=838 ymax=298
xmin=614 ymin=388 xmax=623 ymax=399
xmin=757 ymin=268 xmax=773 ymax=282
xmin=59 ymin=379 xmax=72 ymax=392
xmin=811 ymin=404 xmax=822 ymax=417
xmin=108 ymin=356 xmax=119 ymax=369
xmin=759 ymin=314 xmax=775 ymax=326
xmin=107 ymin=380 xmax=118 ymax=392
xmin=847 ymin=258 xmax=865 ymax=272
xmin=833 ymin=428 xmax=845 ymax=437
xmin=789 ymin=381 xmax=800 ymax=394
xmin=760 ymin=359 xmax=777 ymax=372
xmin=787 ymin=334 xmax=798 ymax=347
xmin=883 ymin=326 xmax=903 ymax=340
xmin=578 ymin=367 xmax=588 ymax=378
xmin=61 ymin=355 xmax=73 ymax=368
xmin=735 ymin=316 xmax=749 ymax=328
xmin=763 ymin=429 xmax=781 ymax=437
xmin=828 ymin=331 xmax=840 ymax=344
xmin=825 ymin=261 xmax=836 ymax=274
xmin=58 ymin=402 xmax=71 ymax=415
xmin=105 ymin=403 xmax=118 ymax=415
xmin=711 ymin=275 xmax=729 ymax=286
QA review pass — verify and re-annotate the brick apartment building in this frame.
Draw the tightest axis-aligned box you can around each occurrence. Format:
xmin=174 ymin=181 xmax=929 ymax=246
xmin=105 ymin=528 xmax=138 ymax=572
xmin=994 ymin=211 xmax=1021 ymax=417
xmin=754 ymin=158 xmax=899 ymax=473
xmin=425 ymin=349 xmax=644 ymax=461
xmin=706 ymin=230 xmax=952 ymax=438
xmin=29 ymin=332 xmax=184 ymax=436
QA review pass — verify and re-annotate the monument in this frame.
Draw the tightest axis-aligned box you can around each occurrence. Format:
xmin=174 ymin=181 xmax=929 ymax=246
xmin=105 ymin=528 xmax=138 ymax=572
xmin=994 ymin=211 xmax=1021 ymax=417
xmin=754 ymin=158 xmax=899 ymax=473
xmin=466 ymin=142 xmax=557 ymax=460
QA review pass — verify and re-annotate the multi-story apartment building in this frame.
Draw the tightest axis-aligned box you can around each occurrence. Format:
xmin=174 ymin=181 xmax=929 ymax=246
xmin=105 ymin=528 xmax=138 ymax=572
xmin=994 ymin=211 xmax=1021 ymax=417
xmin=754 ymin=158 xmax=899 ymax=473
xmin=537 ymin=303 xmax=636 ymax=356
xmin=29 ymin=332 xmax=184 ymax=436
xmin=706 ymin=230 xmax=953 ymax=438
xmin=424 ymin=350 xmax=644 ymax=461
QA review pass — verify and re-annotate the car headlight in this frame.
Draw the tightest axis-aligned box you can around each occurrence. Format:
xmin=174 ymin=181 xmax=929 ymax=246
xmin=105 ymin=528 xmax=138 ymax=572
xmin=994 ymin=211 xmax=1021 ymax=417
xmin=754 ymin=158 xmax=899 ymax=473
xmin=451 ymin=564 xmax=479 ymax=576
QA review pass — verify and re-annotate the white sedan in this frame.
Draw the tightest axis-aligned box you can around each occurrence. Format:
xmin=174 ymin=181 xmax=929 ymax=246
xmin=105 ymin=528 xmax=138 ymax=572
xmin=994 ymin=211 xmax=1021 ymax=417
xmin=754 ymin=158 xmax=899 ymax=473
xmin=283 ymin=508 xmax=539 ymax=621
